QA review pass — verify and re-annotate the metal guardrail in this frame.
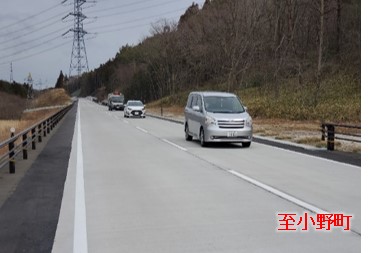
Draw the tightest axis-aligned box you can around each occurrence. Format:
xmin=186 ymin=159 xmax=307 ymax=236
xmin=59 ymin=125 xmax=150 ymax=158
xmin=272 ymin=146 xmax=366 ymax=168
xmin=321 ymin=123 xmax=361 ymax=151
xmin=0 ymin=104 xmax=73 ymax=173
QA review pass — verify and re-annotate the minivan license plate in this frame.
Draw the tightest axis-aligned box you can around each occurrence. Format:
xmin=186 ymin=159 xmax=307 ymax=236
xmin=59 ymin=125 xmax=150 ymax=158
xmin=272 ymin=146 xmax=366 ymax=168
xmin=227 ymin=132 xmax=237 ymax=137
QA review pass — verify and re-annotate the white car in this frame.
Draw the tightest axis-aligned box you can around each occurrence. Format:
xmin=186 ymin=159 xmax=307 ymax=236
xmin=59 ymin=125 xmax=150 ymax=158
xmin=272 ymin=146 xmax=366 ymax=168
xmin=124 ymin=100 xmax=146 ymax=118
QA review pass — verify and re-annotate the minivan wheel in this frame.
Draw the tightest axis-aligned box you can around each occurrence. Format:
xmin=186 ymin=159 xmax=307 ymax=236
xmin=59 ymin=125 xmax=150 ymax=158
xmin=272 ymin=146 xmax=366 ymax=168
xmin=242 ymin=142 xmax=251 ymax=148
xmin=200 ymin=128 xmax=207 ymax=147
xmin=185 ymin=124 xmax=193 ymax=141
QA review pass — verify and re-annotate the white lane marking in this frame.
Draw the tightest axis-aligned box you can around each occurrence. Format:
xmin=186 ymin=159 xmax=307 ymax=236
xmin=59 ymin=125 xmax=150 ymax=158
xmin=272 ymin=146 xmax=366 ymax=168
xmin=162 ymin=138 xmax=187 ymax=152
xmin=228 ymin=170 xmax=330 ymax=215
xmin=74 ymin=103 xmax=88 ymax=253
xmin=136 ymin=126 xmax=148 ymax=133
xmin=229 ymin=169 xmax=360 ymax=235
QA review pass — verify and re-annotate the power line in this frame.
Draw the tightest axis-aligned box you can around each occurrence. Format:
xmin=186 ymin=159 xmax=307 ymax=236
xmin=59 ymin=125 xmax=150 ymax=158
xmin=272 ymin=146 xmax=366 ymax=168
xmin=0 ymin=2 xmax=61 ymax=31
xmin=1 ymin=1 xmax=180 ymax=65
xmin=0 ymin=0 xmax=197 ymax=81
xmin=85 ymin=0 xmax=155 ymax=14
xmin=0 ymin=39 xmax=72 ymax=66
xmin=0 ymin=34 xmax=64 ymax=59
xmin=90 ymin=8 xmax=185 ymax=32
xmin=0 ymin=10 xmax=67 ymax=38
xmin=0 ymin=26 xmax=68 ymax=53
xmin=96 ymin=0 xmax=180 ymax=19
xmin=0 ymin=18 xmax=64 ymax=46
xmin=95 ymin=16 xmax=178 ymax=35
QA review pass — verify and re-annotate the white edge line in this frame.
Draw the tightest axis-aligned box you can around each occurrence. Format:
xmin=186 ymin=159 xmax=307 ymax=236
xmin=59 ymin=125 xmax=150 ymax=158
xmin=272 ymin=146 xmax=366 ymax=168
xmin=74 ymin=102 xmax=88 ymax=253
xmin=162 ymin=138 xmax=187 ymax=152
xmin=228 ymin=169 xmax=329 ymax=215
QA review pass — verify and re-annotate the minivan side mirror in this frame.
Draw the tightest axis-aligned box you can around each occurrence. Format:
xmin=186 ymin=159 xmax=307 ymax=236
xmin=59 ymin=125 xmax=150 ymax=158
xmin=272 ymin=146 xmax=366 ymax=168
xmin=244 ymin=106 xmax=248 ymax=111
xmin=192 ymin=105 xmax=200 ymax=112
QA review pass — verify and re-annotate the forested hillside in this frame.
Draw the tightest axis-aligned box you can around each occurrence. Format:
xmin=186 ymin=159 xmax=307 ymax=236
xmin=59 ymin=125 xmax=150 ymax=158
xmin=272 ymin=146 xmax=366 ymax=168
xmin=0 ymin=80 xmax=28 ymax=98
xmin=66 ymin=0 xmax=360 ymax=122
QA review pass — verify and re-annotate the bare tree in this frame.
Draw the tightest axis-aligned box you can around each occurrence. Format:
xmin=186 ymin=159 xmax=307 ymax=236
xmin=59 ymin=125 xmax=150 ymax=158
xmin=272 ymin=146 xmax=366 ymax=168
xmin=314 ymin=0 xmax=325 ymax=105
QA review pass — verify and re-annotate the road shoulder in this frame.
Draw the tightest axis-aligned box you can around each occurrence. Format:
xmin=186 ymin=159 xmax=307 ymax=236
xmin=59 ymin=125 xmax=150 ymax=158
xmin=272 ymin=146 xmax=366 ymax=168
xmin=0 ymin=103 xmax=77 ymax=253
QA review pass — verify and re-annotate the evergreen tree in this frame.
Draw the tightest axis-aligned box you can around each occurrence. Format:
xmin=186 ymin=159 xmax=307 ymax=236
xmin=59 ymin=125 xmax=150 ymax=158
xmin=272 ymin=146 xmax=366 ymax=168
xmin=55 ymin=70 xmax=64 ymax=88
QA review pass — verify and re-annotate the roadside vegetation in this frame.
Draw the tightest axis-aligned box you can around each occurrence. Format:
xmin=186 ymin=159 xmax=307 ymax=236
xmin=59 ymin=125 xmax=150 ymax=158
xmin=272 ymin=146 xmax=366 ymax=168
xmin=65 ymin=0 xmax=359 ymax=123
xmin=62 ymin=0 xmax=360 ymax=152
xmin=147 ymin=70 xmax=360 ymax=123
xmin=0 ymin=89 xmax=71 ymax=143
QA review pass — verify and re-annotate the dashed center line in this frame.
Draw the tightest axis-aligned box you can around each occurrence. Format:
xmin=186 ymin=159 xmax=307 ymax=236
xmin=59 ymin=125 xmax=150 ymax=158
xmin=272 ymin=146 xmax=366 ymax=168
xmin=136 ymin=126 xmax=148 ymax=133
xmin=162 ymin=138 xmax=188 ymax=152
xmin=228 ymin=170 xmax=329 ymax=215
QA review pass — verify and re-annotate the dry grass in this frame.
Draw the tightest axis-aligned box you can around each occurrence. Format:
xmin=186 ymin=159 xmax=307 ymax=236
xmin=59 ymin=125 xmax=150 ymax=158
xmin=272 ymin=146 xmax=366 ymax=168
xmin=29 ymin=88 xmax=71 ymax=109
xmin=253 ymin=118 xmax=360 ymax=153
xmin=0 ymin=89 xmax=71 ymax=145
xmin=146 ymin=105 xmax=184 ymax=119
xmin=0 ymin=91 xmax=27 ymax=120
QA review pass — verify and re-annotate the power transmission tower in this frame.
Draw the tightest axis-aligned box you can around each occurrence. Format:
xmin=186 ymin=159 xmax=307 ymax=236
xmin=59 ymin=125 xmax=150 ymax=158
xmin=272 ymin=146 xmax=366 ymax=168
xmin=63 ymin=0 xmax=90 ymax=77
xmin=26 ymin=73 xmax=34 ymax=99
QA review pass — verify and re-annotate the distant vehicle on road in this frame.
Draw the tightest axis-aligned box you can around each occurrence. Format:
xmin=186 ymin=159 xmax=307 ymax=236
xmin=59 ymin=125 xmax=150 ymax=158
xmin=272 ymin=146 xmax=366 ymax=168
xmin=108 ymin=92 xmax=125 ymax=111
xmin=184 ymin=91 xmax=253 ymax=147
xmin=124 ymin=100 xmax=146 ymax=118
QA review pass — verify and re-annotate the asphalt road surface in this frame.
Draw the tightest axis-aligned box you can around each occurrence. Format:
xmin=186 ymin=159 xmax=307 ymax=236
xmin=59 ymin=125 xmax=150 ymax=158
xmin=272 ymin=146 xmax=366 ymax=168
xmin=0 ymin=99 xmax=361 ymax=252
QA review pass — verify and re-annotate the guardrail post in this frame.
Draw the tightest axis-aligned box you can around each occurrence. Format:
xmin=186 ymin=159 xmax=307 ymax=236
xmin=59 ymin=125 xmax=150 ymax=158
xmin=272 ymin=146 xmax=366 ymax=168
xmin=22 ymin=133 xmax=28 ymax=159
xmin=321 ymin=124 xmax=325 ymax=141
xmin=32 ymin=128 xmax=36 ymax=150
xmin=47 ymin=119 xmax=50 ymax=134
xmin=9 ymin=130 xmax=15 ymax=174
xmin=327 ymin=124 xmax=335 ymax=151
xmin=50 ymin=117 xmax=54 ymax=131
xmin=43 ymin=121 xmax=47 ymax=137
xmin=38 ymin=123 xmax=42 ymax=142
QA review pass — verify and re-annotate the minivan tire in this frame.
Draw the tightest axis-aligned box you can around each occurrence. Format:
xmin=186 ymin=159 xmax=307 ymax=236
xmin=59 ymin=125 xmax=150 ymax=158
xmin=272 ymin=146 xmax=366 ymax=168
xmin=185 ymin=124 xmax=193 ymax=141
xmin=200 ymin=128 xmax=207 ymax=147
xmin=242 ymin=142 xmax=251 ymax=148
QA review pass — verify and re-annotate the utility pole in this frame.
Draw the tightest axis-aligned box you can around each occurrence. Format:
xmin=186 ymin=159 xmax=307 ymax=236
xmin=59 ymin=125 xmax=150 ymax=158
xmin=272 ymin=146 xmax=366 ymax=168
xmin=10 ymin=62 xmax=13 ymax=83
xmin=63 ymin=0 xmax=90 ymax=77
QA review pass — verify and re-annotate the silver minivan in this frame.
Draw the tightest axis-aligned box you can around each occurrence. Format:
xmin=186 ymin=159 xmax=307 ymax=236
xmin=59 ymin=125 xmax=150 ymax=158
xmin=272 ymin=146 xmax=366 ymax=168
xmin=184 ymin=91 xmax=253 ymax=147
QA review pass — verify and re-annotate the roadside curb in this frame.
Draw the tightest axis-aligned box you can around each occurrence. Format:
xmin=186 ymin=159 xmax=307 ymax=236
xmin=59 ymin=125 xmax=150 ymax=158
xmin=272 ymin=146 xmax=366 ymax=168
xmin=147 ymin=113 xmax=184 ymax=125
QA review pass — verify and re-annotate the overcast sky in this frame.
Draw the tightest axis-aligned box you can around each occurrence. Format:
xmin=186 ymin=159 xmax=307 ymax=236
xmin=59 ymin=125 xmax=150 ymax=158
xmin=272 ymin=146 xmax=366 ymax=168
xmin=0 ymin=0 xmax=204 ymax=89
